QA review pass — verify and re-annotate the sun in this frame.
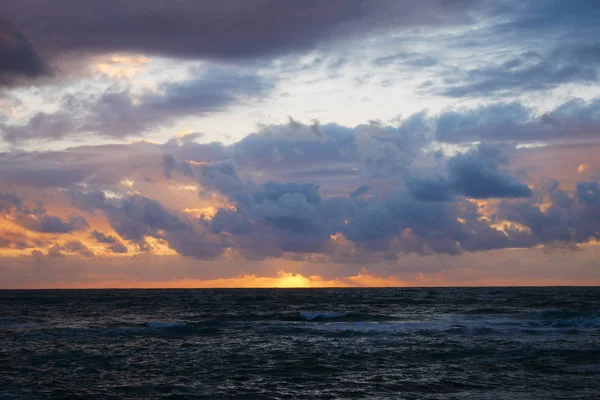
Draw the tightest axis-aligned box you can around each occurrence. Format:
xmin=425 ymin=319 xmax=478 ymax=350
xmin=273 ymin=272 xmax=312 ymax=288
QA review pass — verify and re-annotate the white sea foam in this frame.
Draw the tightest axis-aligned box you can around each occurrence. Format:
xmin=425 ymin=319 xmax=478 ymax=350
xmin=299 ymin=311 xmax=349 ymax=321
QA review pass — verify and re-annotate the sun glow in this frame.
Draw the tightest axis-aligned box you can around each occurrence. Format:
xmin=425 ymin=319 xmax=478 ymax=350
xmin=37 ymin=269 xmax=411 ymax=289
xmin=183 ymin=207 xmax=218 ymax=219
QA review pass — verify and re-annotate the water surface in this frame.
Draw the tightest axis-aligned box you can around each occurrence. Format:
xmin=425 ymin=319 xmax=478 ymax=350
xmin=1 ymin=287 xmax=599 ymax=399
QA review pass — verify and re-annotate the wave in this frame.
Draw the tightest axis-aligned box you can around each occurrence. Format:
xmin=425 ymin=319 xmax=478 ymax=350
xmin=297 ymin=311 xmax=398 ymax=322
xmin=0 ymin=322 xmax=42 ymax=330
xmin=5 ymin=309 xmax=597 ymax=340
xmin=526 ymin=310 xmax=600 ymax=328
xmin=0 ymin=318 xmax=43 ymax=330
xmin=301 ymin=321 xmax=436 ymax=333
xmin=143 ymin=321 xmax=187 ymax=329
xmin=299 ymin=312 xmax=349 ymax=321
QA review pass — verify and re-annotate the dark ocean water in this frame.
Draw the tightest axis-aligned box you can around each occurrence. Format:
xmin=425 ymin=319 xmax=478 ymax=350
xmin=0 ymin=287 xmax=599 ymax=399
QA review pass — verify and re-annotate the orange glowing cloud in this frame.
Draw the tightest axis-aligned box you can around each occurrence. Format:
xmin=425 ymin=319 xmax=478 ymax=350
xmin=578 ymin=163 xmax=590 ymax=174
xmin=93 ymin=53 xmax=150 ymax=79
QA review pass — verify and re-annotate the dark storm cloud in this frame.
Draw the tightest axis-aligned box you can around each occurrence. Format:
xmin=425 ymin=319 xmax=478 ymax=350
xmin=1 ymin=69 xmax=272 ymax=143
xmin=0 ymin=0 xmax=484 ymax=67
xmin=0 ymin=14 xmax=50 ymax=86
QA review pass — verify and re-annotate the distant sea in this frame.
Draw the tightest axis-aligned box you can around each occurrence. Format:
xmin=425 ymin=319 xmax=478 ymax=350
xmin=1 ymin=287 xmax=599 ymax=399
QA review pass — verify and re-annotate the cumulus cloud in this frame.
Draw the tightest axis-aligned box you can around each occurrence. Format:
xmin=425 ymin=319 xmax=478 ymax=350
xmin=406 ymin=145 xmax=532 ymax=200
xmin=497 ymin=179 xmax=600 ymax=246
xmin=0 ymin=95 xmax=598 ymax=264
xmin=74 ymin=190 xmax=228 ymax=258
xmin=151 ymin=149 xmax=534 ymax=260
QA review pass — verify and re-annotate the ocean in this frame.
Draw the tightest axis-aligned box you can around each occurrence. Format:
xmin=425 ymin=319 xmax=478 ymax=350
xmin=0 ymin=287 xmax=599 ymax=399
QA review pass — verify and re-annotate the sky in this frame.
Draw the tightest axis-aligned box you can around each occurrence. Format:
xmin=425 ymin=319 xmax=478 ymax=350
xmin=1 ymin=0 xmax=600 ymax=288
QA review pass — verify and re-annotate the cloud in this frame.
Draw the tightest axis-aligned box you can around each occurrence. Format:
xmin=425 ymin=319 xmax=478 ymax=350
xmin=435 ymin=0 xmax=600 ymax=97
xmin=158 ymin=153 xmax=531 ymax=260
xmin=1 ymin=68 xmax=272 ymax=143
xmin=90 ymin=230 xmax=118 ymax=244
xmin=74 ymin=190 xmax=228 ymax=258
xmin=0 ymin=141 xmax=168 ymax=189
xmin=445 ymin=145 xmax=532 ymax=199
xmin=24 ymin=215 xmax=89 ymax=234
xmin=406 ymin=178 xmax=453 ymax=202
xmin=62 ymin=240 xmax=94 ymax=257
xmin=435 ymin=97 xmax=600 ymax=144
xmin=0 ymin=192 xmax=22 ymax=211
xmin=350 ymin=185 xmax=371 ymax=199
xmin=497 ymin=179 xmax=600 ymax=246
xmin=0 ymin=192 xmax=89 ymax=234
xmin=0 ymin=98 xmax=597 ymax=264
xmin=441 ymin=45 xmax=600 ymax=97
xmin=0 ymin=230 xmax=44 ymax=250
xmin=90 ymin=230 xmax=128 ymax=254
xmin=0 ymin=14 xmax=50 ymax=86
xmin=1 ymin=1 xmax=483 ymax=70
xmin=102 ymin=195 xmax=188 ymax=242
xmin=408 ymin=144 xmax=533 ymax=201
